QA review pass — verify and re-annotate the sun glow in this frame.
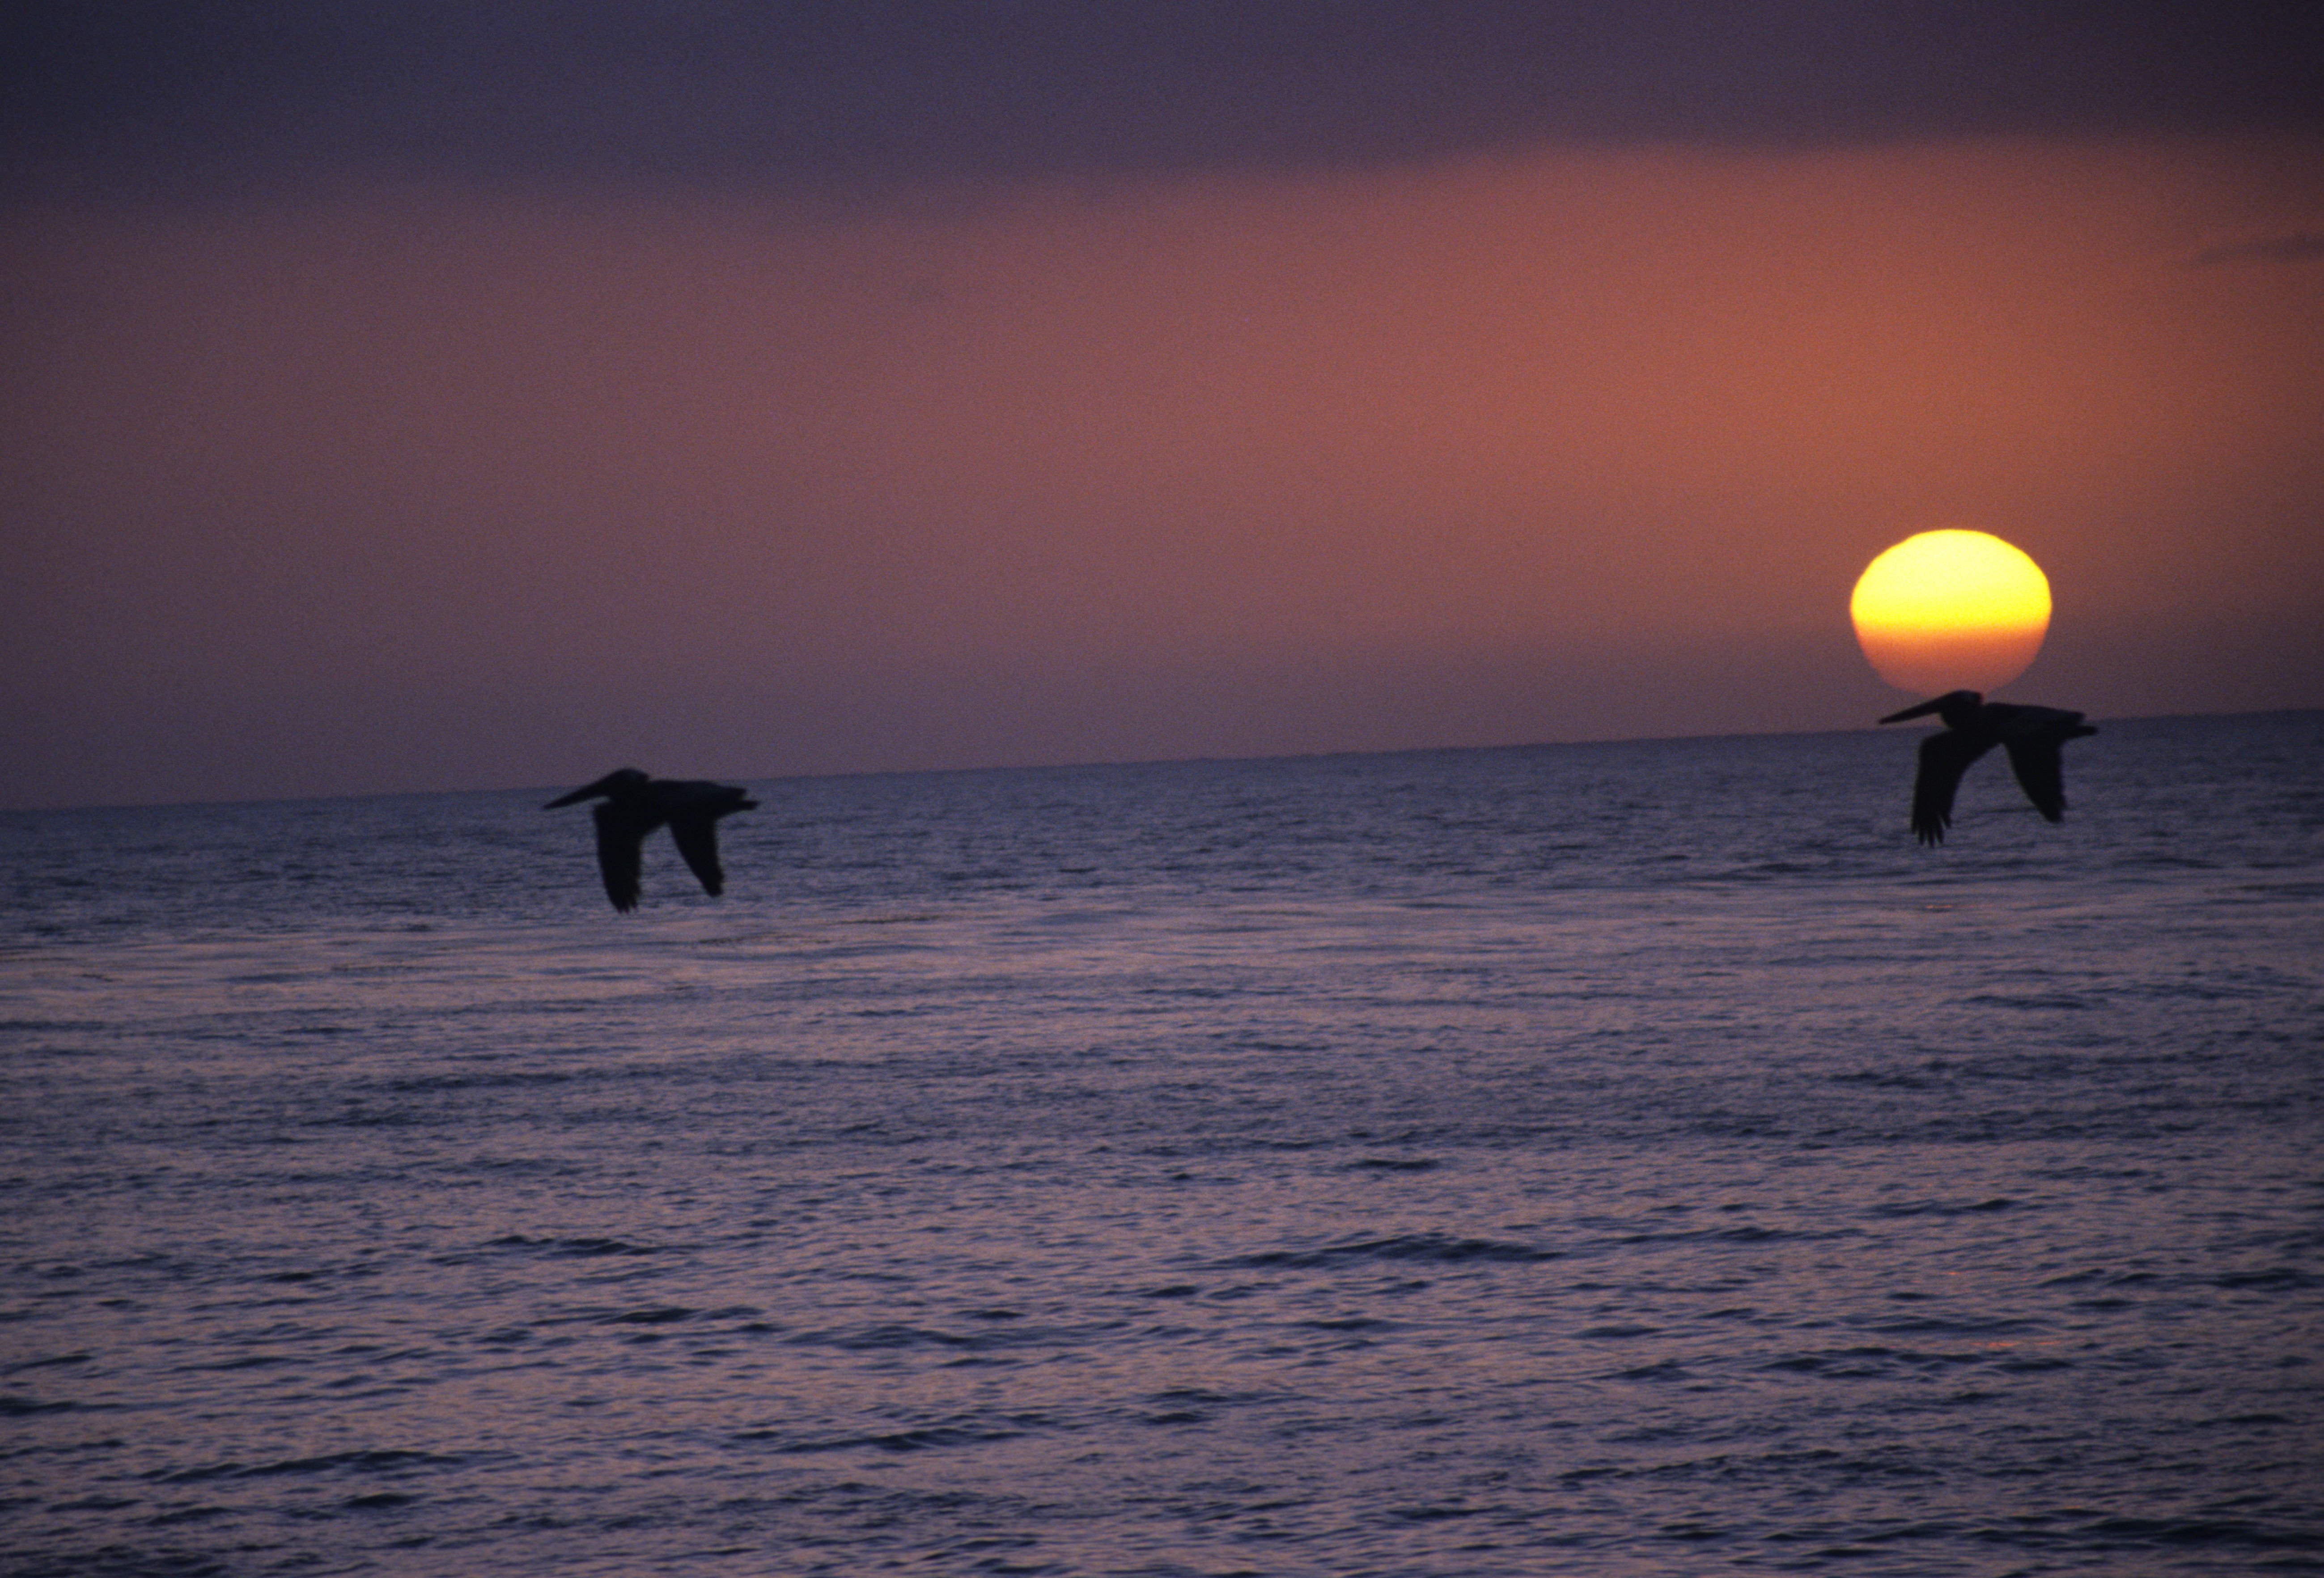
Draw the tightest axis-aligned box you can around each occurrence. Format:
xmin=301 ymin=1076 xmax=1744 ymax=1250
xmin=1851 ymin=529 xmax=2051 ymax=696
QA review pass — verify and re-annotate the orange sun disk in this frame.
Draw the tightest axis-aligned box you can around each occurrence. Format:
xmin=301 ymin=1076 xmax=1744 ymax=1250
xmin=1851 ymin=529 xmax=2052 ymax=696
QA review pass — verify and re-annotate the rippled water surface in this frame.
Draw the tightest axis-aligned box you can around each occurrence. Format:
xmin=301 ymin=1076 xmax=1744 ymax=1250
xmin=5 ymin=716 xmax=2321 ymax=1575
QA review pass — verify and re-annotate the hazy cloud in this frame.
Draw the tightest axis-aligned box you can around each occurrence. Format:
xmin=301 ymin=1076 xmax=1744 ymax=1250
xmin=2193 ymin=231 xmax=2324 ymax=265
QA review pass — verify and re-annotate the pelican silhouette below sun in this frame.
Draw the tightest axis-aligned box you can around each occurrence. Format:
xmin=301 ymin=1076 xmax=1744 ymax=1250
xmin=1880 ymin=691 xmax=2096 ymax=846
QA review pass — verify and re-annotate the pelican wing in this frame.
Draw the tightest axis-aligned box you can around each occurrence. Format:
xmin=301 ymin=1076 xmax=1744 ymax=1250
xmin=1910 ymin=729 xmax=1996 ymax=846
xmin=591 ymin=800 xmax=656 ymax=912
xmin=668 ymin=812 xmax=727 ymax=897
xmin=2003 ymin=737 xmax=2070 ymax=822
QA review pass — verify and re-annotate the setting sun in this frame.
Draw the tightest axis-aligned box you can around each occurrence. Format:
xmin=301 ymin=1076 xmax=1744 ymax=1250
xmin=1851 ymin=529 xmax=2052 ymax=696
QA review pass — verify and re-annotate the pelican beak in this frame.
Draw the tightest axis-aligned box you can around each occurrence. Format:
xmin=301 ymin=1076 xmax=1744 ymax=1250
xmin=1879 ymin=698 xmax=1947 ymax=724
xmin=544 ymin=771 xmax=627 ymax=809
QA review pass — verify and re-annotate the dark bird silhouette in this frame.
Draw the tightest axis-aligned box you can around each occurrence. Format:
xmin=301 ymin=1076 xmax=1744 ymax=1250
xmin=544 ymin=769 xmax=758 ymax=911
xmin=1879 ymin=691 xmax=2097 ymax=846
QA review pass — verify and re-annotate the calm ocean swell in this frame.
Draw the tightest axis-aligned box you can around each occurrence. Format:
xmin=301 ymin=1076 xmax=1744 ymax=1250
xmin=3 ymin=716 xmax=2320 ymax=1574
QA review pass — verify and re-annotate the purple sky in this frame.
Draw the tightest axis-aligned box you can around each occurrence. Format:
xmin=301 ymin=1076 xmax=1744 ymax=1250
xmin=5 ymin=3 xmax=2321 ymax=807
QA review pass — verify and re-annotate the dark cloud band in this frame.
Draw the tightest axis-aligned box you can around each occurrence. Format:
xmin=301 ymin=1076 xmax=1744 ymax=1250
xmin=7 ymin=0 xmax=2322 ymax=197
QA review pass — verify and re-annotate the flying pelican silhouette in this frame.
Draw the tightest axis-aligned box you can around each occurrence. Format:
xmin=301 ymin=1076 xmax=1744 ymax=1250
xmin=544 ymin=769 xmax=758 ymax=911
xmin=1879 ymin=691 xmax=2097 ymax=846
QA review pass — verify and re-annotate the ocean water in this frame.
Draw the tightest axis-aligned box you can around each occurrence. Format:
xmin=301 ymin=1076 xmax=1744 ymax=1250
xmin=4 ymin=714 xmax=2320 ymax=1577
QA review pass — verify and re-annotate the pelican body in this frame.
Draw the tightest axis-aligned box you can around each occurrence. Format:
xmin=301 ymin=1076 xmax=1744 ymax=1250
xmin=545 ymin=769 xmax=758 ymax=911
xmin=1880 ymin=690 xmax=2096 ymax=846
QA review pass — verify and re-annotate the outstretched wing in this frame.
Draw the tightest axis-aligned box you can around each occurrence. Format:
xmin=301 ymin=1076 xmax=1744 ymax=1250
xmin=1910 ymin=729 xmax=1996 ymax=846
xmin=2003 ymin=738 xmax=2070 ymax=822
xmin=667 ymin=811 xmax=726 ymax=897
xmin=592 ymin=801 xmax=653 ymax=912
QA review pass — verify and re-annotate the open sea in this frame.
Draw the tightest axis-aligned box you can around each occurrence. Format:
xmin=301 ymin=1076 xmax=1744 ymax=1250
xmin=4 ymin=713 xmax=2320 ymax=1577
